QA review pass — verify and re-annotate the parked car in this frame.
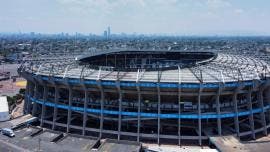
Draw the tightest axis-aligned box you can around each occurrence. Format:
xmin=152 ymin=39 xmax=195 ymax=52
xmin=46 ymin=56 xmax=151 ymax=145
xmin=1 ymin=128 xmax=15 ymax=137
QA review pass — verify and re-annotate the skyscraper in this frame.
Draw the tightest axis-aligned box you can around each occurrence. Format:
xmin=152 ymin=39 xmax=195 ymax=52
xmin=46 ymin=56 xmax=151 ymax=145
xmin=107 ymin=26 xmax=110 ymax=39
xmin=103 ymin=30 xmax=107 ymax=38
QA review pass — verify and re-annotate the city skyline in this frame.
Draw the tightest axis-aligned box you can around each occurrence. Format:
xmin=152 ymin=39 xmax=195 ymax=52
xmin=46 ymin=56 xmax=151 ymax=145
xmin=0 ymin=0 xmax=270 ymax=35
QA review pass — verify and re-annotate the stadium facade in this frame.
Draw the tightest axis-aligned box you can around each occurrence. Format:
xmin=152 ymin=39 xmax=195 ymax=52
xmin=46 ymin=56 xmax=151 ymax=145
xmin=19 ymin=50 xmax=270 ymax=145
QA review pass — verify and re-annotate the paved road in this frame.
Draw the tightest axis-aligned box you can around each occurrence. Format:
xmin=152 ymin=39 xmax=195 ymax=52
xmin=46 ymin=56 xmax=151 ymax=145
xmin=0 ymin=138 xmax=31 ymax=152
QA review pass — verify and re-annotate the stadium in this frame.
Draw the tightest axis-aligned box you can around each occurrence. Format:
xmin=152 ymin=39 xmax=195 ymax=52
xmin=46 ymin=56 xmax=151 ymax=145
xmin=18 ymin=50 xmax=270 ymax=145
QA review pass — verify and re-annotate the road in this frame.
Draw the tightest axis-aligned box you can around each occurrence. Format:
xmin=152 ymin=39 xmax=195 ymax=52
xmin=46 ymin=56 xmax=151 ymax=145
xmin=0 ymin=138 xmax=31 ymax=152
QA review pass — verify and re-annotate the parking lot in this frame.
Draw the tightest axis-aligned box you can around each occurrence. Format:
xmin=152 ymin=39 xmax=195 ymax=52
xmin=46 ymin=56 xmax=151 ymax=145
xmin=0 ymin=125 xmax=142 ymax=152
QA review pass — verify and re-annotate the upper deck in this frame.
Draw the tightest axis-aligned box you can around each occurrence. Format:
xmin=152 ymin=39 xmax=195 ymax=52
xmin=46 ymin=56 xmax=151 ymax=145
xmin=19 ymin=50 xmax=270 ymax=84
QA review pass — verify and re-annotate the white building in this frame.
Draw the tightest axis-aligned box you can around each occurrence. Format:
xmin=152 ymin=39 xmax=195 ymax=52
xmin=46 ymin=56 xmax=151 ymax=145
xmin=0 ymin=96 xmax=10 ymax=121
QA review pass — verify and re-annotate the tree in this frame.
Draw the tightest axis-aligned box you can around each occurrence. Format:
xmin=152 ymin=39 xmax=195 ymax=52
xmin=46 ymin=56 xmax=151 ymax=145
xmin=7 ymin=96 xmax=16 ymax=106
xmin=19 ymin=88 xmax=26 ymax=94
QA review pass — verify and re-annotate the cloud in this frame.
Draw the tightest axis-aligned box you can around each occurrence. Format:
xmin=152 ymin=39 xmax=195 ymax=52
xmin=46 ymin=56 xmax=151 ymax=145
xmin=56 ymin=0 xmax=188 ymax=12
xmin=206 ymin=0 xmax=231 ymax=8
xmin=56 ymin=0 xmax=233 ymax=17
xmin=234 ymin=8 xmax=244 ymax=14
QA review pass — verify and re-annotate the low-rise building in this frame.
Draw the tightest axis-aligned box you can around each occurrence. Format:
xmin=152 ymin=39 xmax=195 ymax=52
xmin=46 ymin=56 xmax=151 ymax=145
xmin=0 ymin=96 xmax=10 ymax=121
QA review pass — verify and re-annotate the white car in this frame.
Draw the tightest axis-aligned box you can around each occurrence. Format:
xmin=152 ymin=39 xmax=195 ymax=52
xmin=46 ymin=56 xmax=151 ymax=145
xmin=1 ymin=128 xmax=15 ymax=137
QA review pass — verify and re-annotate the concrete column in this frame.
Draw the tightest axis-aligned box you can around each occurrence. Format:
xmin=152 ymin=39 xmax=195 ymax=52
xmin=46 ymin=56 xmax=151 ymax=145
xmin=24 ymin=81 xmax=28 ymax=114
xmin=26 ymin=81 xmax=32 ymax=114
xmin=233 ymin=90 xmax=240 ymax=137
xmin=258 ymin=86 xmax=267 ymax=135
xmin=157 ymin=70 xmax=162 ymax=145
xmin=136 ymin=84 xmax=141 ymax=142
xmin=52 ymin=86 xmax=59 ymax=130
xmin=40 ymin=85 xmax=48 ymax=127
xmin=24 ymin=81 xmax=30 ymax=114
xmin=117 ymin=81 xmax=122 ymax=141
xmin=198 ymin=83 xmax=202 ymax=146
xmin=215 ymin=83 xmax=222 ymax=136
xmin=178 ymin=84 xmax=181 ymax=146
xmin=157 ymin=83 xmax=161 ymax=145
xmin=67 ymin=86 xmax=73 ymax=133
xmin=82 ymin=88 xmax=89 ymax=136
xmin=32 ymin=82 xmax=38 ymax=116
xmin=178 ymin=66 xmax=182 ymax=146
xmin=98 ymin=80 xmax=104 ymax=138
xmin=247 ymin=87 xmax=255 ymax=139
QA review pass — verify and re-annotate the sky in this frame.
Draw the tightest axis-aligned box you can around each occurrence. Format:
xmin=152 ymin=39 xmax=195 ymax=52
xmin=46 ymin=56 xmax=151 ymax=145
xmin=0 ymin=0 xmax=270 ymax=35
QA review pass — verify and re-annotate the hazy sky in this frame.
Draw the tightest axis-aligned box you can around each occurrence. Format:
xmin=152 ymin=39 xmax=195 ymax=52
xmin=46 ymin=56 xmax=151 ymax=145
xmin=0 ymin=0 xmax=270 ymax=35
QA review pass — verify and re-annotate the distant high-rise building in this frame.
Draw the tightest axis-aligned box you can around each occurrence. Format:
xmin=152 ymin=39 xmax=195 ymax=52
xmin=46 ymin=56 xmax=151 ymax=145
xmin=30 ymin=32 xmax=35 ymax=36
xmin=107 ymin=26 xmax=111 ymax=39
xmin=103 ymin=30 xmax=108 ymax=38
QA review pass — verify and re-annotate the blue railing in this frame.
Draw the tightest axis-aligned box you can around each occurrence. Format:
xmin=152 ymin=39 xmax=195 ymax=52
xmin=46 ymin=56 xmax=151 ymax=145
xmin=29 ymin=97 xmax=270 ymax=119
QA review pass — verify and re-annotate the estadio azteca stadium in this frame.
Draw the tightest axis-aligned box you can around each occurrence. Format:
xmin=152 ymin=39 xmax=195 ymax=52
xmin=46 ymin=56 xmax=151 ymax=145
xmin=19 ymin=50 xmax=270 ymax=145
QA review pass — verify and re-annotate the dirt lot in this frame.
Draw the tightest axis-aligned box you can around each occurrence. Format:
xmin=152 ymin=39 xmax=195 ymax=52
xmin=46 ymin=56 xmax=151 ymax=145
xmin=0 ymin=78 xmax=26 ymax=96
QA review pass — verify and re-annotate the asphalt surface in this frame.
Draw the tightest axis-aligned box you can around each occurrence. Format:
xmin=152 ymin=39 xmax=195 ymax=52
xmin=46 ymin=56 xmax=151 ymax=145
xmin=0 ymin=138 xmax=30 ymax=152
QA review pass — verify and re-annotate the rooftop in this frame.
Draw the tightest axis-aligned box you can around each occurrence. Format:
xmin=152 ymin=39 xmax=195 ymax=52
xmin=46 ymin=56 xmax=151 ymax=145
xmin=0 ymin=96 xmax=8 ymax=113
